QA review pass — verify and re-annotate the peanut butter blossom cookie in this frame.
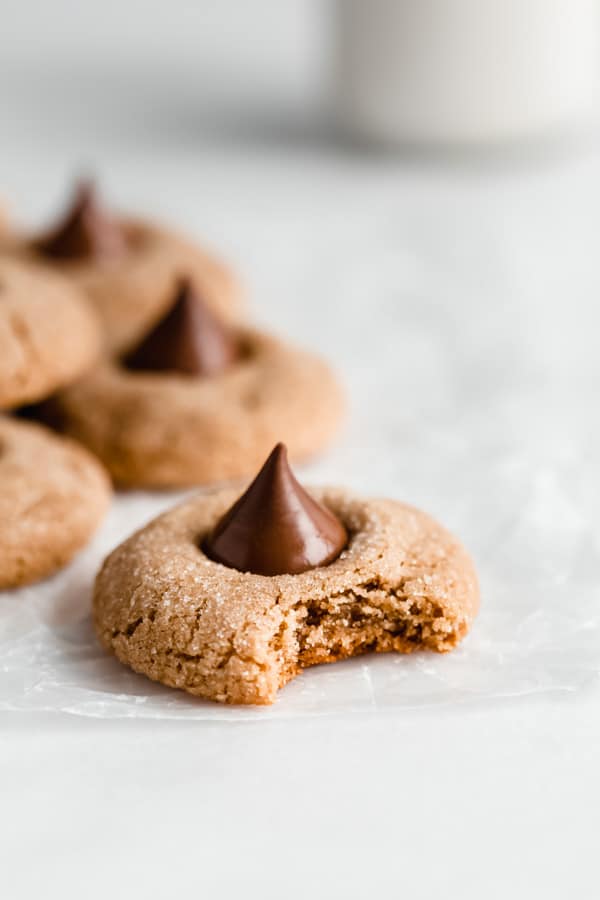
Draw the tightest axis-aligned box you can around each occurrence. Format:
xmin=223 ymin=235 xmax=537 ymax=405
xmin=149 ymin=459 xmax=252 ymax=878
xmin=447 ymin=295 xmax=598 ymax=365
xmin=0 ymin=257 xmax=100 ymax=410
xmin=0 ymin=417 xmax=110 ymax=588
xmin=94 ymin=444 xmax=479 ymax=705
xmin=0 ymin=201 xmax=8 ymax=236
xmin=50 ymin=280 xmax=344 ymax=487
xmin=5 ymin=181 xmax=244 ymax=354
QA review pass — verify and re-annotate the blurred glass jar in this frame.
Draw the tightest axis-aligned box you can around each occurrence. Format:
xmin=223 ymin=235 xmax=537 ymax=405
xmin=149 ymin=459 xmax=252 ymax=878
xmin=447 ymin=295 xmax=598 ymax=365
xmin=335 ymin=0 xmax=599 ymax=146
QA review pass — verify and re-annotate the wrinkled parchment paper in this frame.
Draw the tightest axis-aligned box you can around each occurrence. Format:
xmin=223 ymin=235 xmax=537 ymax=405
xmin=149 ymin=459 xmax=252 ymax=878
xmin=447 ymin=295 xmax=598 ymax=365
xmin=2 ymin=201 xmax=599 ymax=719
xmin=2 ymin=404 xmax=598 ymax=719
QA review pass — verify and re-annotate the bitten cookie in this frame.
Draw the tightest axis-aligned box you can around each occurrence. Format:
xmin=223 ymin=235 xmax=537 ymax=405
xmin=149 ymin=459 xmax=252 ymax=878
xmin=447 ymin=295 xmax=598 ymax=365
xmin=49 ymin=282 xmax=344 ymax=487
xmin=0 ymin=257 xmax=101 ymax=410
xmin=4 ymin=182 xmax=244 ymax=354
xmin=0 ymin=417 xmax=111 ymax=588
xmin=94 ymin=445 xmax=479 ymax=705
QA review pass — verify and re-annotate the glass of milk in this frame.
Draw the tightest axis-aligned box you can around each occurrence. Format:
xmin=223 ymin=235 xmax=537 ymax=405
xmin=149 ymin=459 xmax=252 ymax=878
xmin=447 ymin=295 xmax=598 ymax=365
xmin=335 ymin=0 xmax=599 ymax=146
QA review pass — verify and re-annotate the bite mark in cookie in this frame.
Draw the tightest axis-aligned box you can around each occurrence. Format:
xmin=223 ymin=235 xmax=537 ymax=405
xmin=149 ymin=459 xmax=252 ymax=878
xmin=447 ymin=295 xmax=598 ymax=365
xmin=93 ymin=449 xmax=479 ymax=705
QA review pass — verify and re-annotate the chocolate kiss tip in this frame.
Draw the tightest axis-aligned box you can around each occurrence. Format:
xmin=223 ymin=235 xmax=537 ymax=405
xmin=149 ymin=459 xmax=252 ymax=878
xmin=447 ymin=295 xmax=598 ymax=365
xmin=72 ymin=178 xmax=95 ymax=207
xmin=204 ymin=443 xmax=348 ymax=576
xmin=125 ymin=278 xmax=239 ymax=376
xmin=36 ymin=179 xmax=127 ymax=261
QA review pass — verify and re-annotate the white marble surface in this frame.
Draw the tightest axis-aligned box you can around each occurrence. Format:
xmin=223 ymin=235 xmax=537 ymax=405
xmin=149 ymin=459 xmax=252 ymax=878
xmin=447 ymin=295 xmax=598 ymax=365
xmin=1 ymin=4 xmax=600 ymax=897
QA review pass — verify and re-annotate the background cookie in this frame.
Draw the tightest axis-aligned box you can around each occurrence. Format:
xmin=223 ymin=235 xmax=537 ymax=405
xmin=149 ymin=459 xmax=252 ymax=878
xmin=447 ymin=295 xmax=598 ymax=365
xmin=0 ymin=201 xmax=8 ymax=237
xmin=70 ymin=218 xmax=245 ymax=354
xmin=50 ymin=329 xmax=344 ymax=487
xmin=0 ymin=257 xmax=101 ymax=410
xmin=0 ymin=417 xmax=111 ymax=588
xmin=94 ymin=487 xmax=479 ymax=705
xmin=4 ymin=184 xmax=245 ymax=354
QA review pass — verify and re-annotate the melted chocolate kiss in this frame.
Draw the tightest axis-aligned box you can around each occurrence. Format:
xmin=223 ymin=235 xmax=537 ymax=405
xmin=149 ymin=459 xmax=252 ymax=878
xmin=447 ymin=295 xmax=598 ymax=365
xmin=125 ymin=278 xmax=239 ymax=376
xmin=36 ymin=180 xmax=127 ymax=261
xmin=204 ymin=443 xmax=348 ymax=576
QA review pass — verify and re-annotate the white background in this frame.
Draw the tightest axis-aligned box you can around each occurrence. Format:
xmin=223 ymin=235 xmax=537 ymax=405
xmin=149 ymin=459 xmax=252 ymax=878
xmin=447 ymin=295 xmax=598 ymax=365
xmin=1 ymin=3 xmax=600 ymax=897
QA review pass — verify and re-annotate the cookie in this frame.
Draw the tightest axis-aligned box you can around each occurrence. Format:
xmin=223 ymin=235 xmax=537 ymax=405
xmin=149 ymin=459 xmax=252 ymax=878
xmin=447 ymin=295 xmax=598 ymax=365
xmin=0 ymin=202 xmax=8 ymax=236
xmin=4 ymin=182 xmax=244 ymax=354
xmin=49 ymin=283 xmax=344 ymax=487
xmin=94 ymin=445 xmax=479 ymax=705
xmin=0 ymin=417 xmax=111 ymax=589
xmin=0 ymin=257 xmax=101 ymax=410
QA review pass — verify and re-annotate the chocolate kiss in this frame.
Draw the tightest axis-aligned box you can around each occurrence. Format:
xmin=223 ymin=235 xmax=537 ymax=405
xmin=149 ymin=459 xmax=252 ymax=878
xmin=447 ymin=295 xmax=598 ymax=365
xmin=204 ymin=443 xmax=348 ymax=576
xmin=36 ymin=180 xmax=127 ymax=261
xmin=125 ymin=278 xmax=239 ymax=376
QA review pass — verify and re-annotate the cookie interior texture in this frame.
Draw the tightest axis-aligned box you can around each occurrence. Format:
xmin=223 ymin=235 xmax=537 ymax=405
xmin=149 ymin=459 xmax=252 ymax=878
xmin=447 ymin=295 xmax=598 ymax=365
xmin=94 ymin=489 xmax=479 ymax=705
xmin=0 ymin=417 xmax=111 ymax=588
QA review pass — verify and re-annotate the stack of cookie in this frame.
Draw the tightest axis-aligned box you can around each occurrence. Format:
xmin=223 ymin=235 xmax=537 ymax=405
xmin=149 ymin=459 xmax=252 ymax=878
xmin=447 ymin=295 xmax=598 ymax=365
xmin=0 ymin=257 xmax=110 ymax=589
xmin=0 ymin=181 xmax=479 ymax=705
xmin=0 ymin=181 xmax=344 ymax=587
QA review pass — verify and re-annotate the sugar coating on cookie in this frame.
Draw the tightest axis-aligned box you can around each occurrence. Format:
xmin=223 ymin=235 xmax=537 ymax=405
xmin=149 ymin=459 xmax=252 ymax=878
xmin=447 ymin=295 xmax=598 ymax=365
xmin=0 ymin=417 xmax=111 ymax=588
xmin=0 ymin=258 xmax=101 ymax=410
xmin=94 ymin=488 xmax=479 ymax=705
xmin=50 ymin=329 xmax=345 ymax=487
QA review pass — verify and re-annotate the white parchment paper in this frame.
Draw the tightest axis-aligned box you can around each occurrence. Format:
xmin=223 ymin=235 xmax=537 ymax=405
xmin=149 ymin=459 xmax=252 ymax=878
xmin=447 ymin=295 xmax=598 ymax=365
xmin=1 ymin=164 xmax=600 ymax=719
xmin=2 ymin=397 xmax=598 ymax=719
